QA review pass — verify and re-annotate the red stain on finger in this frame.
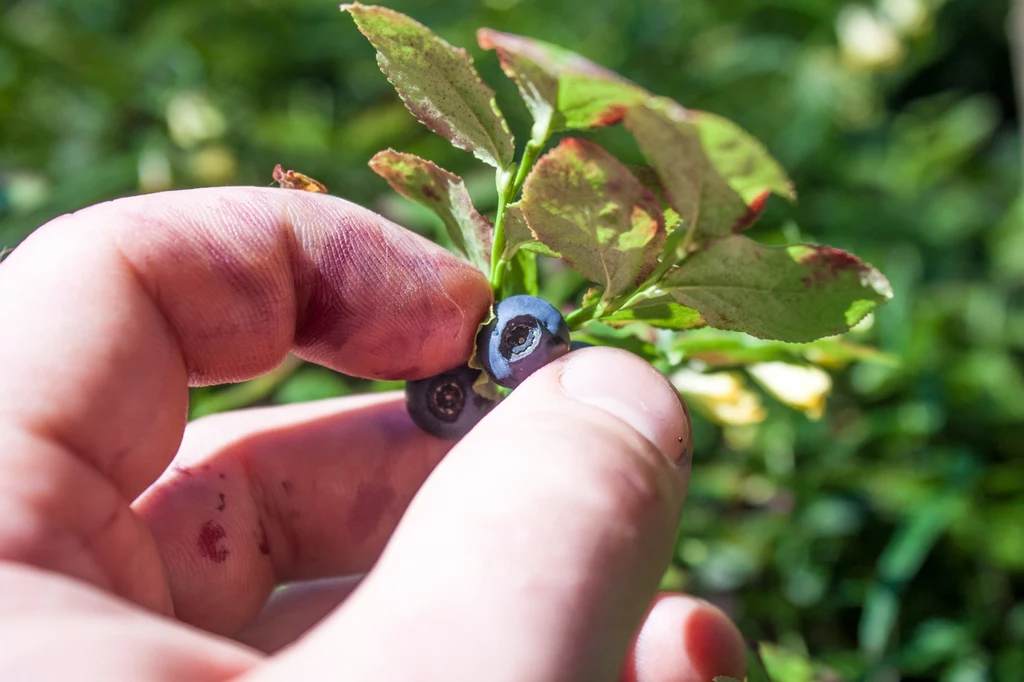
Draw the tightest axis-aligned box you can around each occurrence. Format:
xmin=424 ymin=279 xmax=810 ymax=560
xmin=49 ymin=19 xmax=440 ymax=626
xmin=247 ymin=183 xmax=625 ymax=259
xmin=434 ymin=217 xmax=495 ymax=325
xmin=197 ymin=521 xmax=229 ymax=563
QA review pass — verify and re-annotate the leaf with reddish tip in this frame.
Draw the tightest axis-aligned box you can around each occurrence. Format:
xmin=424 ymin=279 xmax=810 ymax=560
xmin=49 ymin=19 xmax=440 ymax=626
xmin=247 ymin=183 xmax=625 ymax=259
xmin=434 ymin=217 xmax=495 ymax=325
xmin=370 ymin=150 xmax=492 ymax=272
xmin=662 ymin=235 xmax=893 ymax=342
xmin=477 ymin=28 xmax=647 ymax=133
xmin=343 ymin=4 xmax=514 ymax=169
xmin=520 ymin=138 xmax=666 ymax=300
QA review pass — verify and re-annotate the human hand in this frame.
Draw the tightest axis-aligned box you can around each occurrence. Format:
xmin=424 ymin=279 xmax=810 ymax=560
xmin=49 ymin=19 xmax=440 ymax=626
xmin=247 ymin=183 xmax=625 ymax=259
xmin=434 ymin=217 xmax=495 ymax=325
xmin=0 ymin=188 xmax=746 ymax=681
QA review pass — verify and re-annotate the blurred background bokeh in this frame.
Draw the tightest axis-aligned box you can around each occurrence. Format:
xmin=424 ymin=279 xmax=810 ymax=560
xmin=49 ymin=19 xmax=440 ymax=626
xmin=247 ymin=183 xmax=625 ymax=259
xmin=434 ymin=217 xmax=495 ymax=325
xmin=1 ymin=0 xmax=1021 ymax=679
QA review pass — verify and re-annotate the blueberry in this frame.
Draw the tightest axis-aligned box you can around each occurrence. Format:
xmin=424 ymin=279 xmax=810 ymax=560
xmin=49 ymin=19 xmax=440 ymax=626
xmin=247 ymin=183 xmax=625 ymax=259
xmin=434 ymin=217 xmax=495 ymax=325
xmin=477 ymin=295 xmax=571 ymax=388
xmin=569 ymin=340 xmax=595 ymax=351
xmin=406 ymin=364 xmax=496 ymax=440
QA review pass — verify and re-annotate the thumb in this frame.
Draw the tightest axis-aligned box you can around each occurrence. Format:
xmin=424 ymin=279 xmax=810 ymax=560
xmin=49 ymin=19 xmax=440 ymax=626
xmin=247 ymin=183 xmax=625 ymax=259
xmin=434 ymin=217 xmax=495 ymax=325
xmin=254 ymin=347 xmax=691 ymax=682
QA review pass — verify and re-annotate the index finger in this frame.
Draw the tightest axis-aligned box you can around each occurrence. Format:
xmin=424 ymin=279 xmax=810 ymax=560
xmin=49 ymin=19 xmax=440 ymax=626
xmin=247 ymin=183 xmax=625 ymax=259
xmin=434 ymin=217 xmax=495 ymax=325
xmin=0 ymin=187 xmax=489 ymax=603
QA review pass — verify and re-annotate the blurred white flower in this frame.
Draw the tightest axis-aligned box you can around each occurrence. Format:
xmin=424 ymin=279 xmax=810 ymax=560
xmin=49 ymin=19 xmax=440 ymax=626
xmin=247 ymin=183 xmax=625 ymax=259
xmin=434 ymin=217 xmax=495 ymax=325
xmin=671 ymin=368 xmax=766 ymax=425
xmin=167 ymin=91 xmax=227 ymax=148
xmin=748 ymin=362 xmax=833 ymax=420
xmin=137 ymin=147 xmax=172 ymax=193
xmin=837 ymin=5 xmax=905 ymax=71
xmin=880 ymin=0 xmax=931 ymax=37
xmin=5 ymin=172 xmax=49 ymax=213
xmin=189 ymin=145 xmax=237 ymax=185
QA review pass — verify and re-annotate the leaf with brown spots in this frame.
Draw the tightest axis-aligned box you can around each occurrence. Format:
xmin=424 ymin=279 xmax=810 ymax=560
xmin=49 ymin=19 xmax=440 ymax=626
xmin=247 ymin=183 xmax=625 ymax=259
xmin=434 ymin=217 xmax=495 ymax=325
xmin=370 ymin=150 xmax=492 ymax=273
xmin=520 ymin=138 xmax=665 ymax=301
xmin=477 ymin=28 xmax=648 ymax=133
xmin=344 ymin=4 xmax=514 ymax=169
xmin=662 ymin=236 xmax=893 ymax=342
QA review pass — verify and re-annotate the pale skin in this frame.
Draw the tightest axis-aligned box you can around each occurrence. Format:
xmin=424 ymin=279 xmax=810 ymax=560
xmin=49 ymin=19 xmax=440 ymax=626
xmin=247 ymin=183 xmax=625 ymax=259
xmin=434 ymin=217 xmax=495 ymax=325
xmin=0 ymin=187 xmax=747 ymax=681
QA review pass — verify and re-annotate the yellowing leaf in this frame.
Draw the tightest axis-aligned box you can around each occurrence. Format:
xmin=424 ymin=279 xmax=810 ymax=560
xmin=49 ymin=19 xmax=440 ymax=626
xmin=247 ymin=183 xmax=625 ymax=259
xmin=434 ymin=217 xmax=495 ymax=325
xmin=344 ymin=4 xmax=514 ymax=169
xmin=520 ymin=138 xmax=665 ymax=300
xmin=670 ymin=368 xmax=766 ymax=425
xmin=272 ymin=164 xmax=328 ymax=193
xmin=369 ymin=150 xmax=492 ymax=272
xmin=689 ymin=111 xmax=796 ymax=203
xmin=747 ymin=362 xmax=833 ymax=419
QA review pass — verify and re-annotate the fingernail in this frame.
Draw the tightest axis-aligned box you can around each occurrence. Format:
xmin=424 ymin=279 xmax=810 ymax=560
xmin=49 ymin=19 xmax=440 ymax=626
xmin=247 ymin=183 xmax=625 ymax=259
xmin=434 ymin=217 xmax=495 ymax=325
xmin=559 ymin=348 xmax=691 ymax=463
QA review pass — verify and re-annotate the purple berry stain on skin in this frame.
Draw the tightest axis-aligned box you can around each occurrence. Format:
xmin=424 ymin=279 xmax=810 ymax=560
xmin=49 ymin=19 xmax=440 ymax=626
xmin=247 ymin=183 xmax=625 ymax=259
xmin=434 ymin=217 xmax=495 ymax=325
xmin=257 ymin=519 xmax=271 ymax=556
xmin=197 ymin=521 xmax=229 ymax=563
xmin=348 ymin=482 xmax=397 ymax=544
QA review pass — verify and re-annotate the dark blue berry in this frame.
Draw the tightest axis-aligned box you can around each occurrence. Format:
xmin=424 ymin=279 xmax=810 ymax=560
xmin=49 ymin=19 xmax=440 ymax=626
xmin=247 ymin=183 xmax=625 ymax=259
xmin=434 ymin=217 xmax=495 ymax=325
xmin=477 ymin=295 xmax=570 ymax=389
xmin=406 ymin=365 xmax=496 ymax=440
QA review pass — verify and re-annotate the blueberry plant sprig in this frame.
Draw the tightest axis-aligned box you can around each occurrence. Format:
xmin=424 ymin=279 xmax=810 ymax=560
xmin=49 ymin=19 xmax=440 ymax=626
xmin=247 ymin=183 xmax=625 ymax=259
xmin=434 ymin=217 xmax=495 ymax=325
xmin=340 ymin=3 xmax=894 ymax=439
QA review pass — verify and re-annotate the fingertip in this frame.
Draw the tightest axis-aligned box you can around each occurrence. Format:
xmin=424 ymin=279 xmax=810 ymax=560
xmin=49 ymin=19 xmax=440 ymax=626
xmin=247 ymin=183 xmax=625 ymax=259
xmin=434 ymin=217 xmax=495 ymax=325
xmin=556 ymin=347 xmax=692 ymax=466
xmin=628 ymin=593 xmax=747 ymax=682
xmin=683 ymin=599 xmax=747 ymax=681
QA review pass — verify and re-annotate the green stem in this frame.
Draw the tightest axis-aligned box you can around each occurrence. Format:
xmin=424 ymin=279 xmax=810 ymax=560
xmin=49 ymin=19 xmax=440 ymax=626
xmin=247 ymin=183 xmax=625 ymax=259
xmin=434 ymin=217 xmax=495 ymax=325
xmin=489 ymin=174 xmax=512 ymax=292
xmin=565 ymin=304 xmax=597 ymax=329
xmin=489 ymin=128 xmax=550 ymax=295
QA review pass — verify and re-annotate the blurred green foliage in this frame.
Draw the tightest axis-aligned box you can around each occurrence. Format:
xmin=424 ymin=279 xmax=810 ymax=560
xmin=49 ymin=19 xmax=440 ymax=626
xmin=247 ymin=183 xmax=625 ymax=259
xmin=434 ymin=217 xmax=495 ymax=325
xmin=2 ymin=0 xmax=1022 ymax=679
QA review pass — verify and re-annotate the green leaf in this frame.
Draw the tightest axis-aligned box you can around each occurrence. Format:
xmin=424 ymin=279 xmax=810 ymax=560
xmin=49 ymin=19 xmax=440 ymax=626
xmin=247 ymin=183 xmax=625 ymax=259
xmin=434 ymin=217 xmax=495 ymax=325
xmin=370 ymin=150 xmax=492 ymax=272
xmin=500 ymin=202 xmax=535 ymax=258
xmin=860 ymin=490 xmax=965 ymax=659
xmin=757 ymin=643 xmax=816 ymax=682
xmin=572 ymin=322 xmax=661 ymax=362
xmin=601 ymin=298 xmax=705 ymax=330
xmin=670 ymin=329 xmax=898 ymax=369
xmin=477 ymin=28 xmax=647 ymax=133
xmin=520 ymin=138 xmax=665 ymax=301
xmin=274 ymin=366 xmax=350 ymax=404
xmin=662 ymin=236 xmax=893 ymax=342
xmin=343 ymin=4 xmax=514 ymax=169
xmin=500 ymin=203 xmax=562 ymax=260
xmin=625 ymin=99 xmax=754 ymax=241
xmin=189 ymin=356 xmax=302 ymax=419
xmin=506 ymin=249 xmax=539 ymax=297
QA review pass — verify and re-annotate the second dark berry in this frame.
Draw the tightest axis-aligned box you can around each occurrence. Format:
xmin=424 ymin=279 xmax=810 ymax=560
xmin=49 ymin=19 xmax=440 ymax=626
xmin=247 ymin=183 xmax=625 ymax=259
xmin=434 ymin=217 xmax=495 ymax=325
xmin=406 ymin=365 xmax=496 ymax=440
